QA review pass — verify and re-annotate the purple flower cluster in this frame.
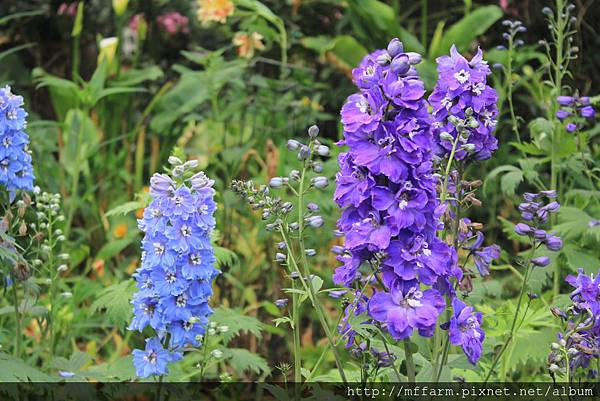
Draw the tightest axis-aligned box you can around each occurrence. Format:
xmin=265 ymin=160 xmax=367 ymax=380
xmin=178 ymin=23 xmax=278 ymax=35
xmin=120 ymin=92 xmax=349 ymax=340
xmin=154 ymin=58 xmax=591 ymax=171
xmin=441 ymin=298 xmax=485 ymax=364
xmin=548 ymin=269 xmax=600 ymax=378
xmin=334 ymin=38 xmax=460 ymax=341
xmin=0 ymin=86 xmax=35 ymax=201
xmin=429 ymin=46 xmax=498 ymax=161
xmin=556 ymin=95 xmax=596 ymax=133
xmin=130 ymin=167 xmax=219 ymax=378
xmin=513 ymin=191 xmax=562 ymax=266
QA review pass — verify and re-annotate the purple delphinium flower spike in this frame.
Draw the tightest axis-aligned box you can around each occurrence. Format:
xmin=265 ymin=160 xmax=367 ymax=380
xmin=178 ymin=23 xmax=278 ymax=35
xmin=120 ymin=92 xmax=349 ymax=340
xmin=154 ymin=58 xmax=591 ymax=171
xmin=129 ymin=164 xmax=219 ymax=378
xmin=429 ymin=46 xmax=499 ymax=161
xmin=334 ymin=38 xmax=460 ymax=342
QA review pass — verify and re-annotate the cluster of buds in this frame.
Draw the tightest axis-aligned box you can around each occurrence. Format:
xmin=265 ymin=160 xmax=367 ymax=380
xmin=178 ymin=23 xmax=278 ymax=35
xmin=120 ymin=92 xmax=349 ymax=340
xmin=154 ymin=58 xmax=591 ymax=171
xmin=556 ymin=95 xmax=596 ymax=133
xmin=496 ymin=19 xmax=527 ymax=52
xmin=349 ymin=341 xmax=395 ymax=370
xmin=231 ymin=180 xmax=289 ymax=231
xmin=32 ymin=191 xmax=68 ymax=279
xmin=514 ymin=191 xmax=562 ymax=267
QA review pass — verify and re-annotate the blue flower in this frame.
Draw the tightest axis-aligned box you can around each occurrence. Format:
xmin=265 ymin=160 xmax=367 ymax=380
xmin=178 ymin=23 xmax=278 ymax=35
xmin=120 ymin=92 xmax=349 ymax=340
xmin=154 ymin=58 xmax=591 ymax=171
xmin=132 ymin=337 xmax=182 ymax=378
xmin=129 ymin=166 xmax=219 ymax=377
xmin=442 ymin=297 xmax=485 ymax=365
xmin=0 ymin=86 xmax=35 ymax=201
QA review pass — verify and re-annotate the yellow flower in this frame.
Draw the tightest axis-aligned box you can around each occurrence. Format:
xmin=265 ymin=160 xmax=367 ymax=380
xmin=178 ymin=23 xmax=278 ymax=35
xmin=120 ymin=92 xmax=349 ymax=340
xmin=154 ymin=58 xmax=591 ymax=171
xmin=197 ymin=0 xmax=235 ymax=24
xmin=112 ymin=0 xmax=129 ymax=17
xmin=233 ymin=32 xmax=265 ymax=59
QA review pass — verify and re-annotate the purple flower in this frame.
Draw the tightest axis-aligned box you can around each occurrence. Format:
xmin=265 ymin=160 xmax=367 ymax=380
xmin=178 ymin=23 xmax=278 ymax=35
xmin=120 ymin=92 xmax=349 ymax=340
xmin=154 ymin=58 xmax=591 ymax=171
xmin=368 ymin=280 xmax=445 ymax=340
xmin=473 ymin=244 xmax=500 ymax=276
xmin=340 ymin=88 xmax=386 ymax=133
xmin=430 ymin=47 xmax=498 ymax=161
xmin=442 ymin=298 xmax=485 ymax=365
xmin=334 ymin=38 xmax=461 ymax=344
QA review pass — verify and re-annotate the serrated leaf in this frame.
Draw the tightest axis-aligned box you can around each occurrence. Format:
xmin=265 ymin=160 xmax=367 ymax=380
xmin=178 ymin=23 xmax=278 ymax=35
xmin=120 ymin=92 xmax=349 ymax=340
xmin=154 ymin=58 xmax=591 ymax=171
xmin=554 ymin=207 xmax=593 ymax=241
xmin=52 ymin=351 xmax=93 ymax=373
xmin=91 ymin=280 xmax=135 ymax=326
xmin=210 ymin=307 xmax=263 ymax=344
xmin=224 ymin=348 xmax=270 ymax=377
xmin=105 ymin=200 xmax=145 ymax=217
xmin=0 ymin=353 xmax=54 ymax=381
xmin=562 ymin=244 xmax=600 ymax=274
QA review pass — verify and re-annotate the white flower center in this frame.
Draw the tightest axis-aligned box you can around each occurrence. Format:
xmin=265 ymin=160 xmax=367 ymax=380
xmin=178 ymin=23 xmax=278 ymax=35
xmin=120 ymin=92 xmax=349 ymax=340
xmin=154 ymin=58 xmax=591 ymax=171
xmin=454 ymin=69 xmax=470 ymax=84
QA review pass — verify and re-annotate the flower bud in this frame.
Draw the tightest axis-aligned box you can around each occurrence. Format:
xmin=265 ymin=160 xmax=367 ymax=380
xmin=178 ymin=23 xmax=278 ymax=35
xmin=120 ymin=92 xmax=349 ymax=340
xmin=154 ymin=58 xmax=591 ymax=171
xmin=305 ymin=249 xmax=316 ymax=256
xmin=439 ymin=132 xmax=454 ymax=142
xmin=386 ymin=38 xmax=403 ymax=58
xmin=390 ymin=54 xmax=410 ymax=74
xmin=531 ymin=256 xmax=550 ymax=267
xmin=316 ymin=145 xmax=330 ymax=156
xmin=312 ymin=162 xmax=324 ymax=173
xmin=306 ymin=215 xmax=324 ymax=228
xmin=406 ymin=52 xmax=422 ymax=65
xmin=545 ymin=235 xmax=563 ymax=251
xmin=308 ymin=125 xmax=319 ymax=138
xmin=269 ymin=177 xmax=283 ymax=189
xmin=289 ymin=170 xmax=301 ymax=181
xmin=167 ymin=156 xmax=183 ymax=166
xmin=331 ymin=245 xmax=345 ymax=255
xmin=211 ymin=349 xmax=223 ymax=358
xmin=306 ymin=202 xmax=319 ymax=211
xmin=274 ymin=298 xmax=288 ymax=308
xmin=298 ymin=145 xmax=311 ymax=160
xmin=376 ymin=53 xmax=391 ymax=66
xmin=112 ymin=0 xmax=129 ymax=17
xmin=514 ymin=223 xmax=532 ymax=236
xmin=275 ymin=253 xmax=286 ymax=263
xmin=57 ymin=264 xmax=68 ymax=272
xmin=287 ymin=139 xmax=301 ymax=151
xmin=311 ymin=176 xmax=328 ymax=189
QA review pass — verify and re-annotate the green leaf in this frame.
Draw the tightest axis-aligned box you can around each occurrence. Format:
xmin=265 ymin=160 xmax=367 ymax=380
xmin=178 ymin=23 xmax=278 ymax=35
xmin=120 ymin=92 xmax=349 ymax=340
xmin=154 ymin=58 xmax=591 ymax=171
xmin=211 ymin=307 xmax=264 ymax=344
xmin=0 ymin=353 xmax=54 ymax=381
xmin=111 ymin=66 xmax=163 ymax=87
xmin=509 ymin=141 xmax=546 ymax=156
xmin=95 ymin=233 xmax=137 ymax=261
xmin=327 ymin=36 xmax=368 ymax=72
xmin=52 ymin=351 xmax=93 ymax=373
xmin=562 ymin=244 xmax=600 ymax=274
xmin=105 ymin=200 xmax=145 ymax=217
xmin=485 ymin=165 xmax=523 ymax=196
xmin=501 ymin=169 xmax=523 ymax=196
xmin=90 ymin=280 xmax=135 ymax=326
xmin=224 ymin=348 xmax=270 ymax=377
xmin=434 ymin=6 xmax=503 ymax=57
xmin=61 ymin=109 xmax=100 ymax=178
xmin=554 ymin=207 xmax=593 ymax=241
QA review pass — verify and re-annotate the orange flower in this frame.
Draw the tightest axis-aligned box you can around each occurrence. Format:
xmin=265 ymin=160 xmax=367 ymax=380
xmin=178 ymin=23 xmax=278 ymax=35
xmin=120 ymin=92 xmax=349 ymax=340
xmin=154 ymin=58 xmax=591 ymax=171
xmin=92 ymin=259 xmax=105 ymax=279
xmin=197 ymin=0 xmax=234 ymax=24
xmin=233 ymin=32 xmax=265 ymax=59
xmin=113 ymin=223 xmax=128 ymax=238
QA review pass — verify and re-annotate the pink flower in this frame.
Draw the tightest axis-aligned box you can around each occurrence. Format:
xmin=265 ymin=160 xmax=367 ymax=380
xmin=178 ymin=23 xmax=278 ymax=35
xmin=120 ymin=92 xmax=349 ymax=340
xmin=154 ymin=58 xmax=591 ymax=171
xmin=157 ymin=12 xmax=189 ymax=35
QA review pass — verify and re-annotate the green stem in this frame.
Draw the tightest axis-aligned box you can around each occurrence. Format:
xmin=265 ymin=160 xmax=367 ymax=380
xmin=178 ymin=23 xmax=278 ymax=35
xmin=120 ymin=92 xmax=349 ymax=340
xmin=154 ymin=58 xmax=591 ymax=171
xmin=484 ymin=244 xmax=536 ymax=382
xmin=403 ymin=339 xmax=415 ymax=382
xmin=292 ymin=282 xmax=302 ymax=383
xmin=12 ymin=282 xmax=22 ymax=358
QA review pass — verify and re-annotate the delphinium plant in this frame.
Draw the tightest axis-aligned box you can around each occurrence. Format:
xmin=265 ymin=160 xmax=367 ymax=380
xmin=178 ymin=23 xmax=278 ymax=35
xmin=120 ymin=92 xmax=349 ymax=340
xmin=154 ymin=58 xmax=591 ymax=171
xmin=427 ymin=45 xmax=501 ymax=380
xmin=484 ymin=191 xmax=563 ymax=381
xmin=232 ymin=125 xmax=348 ymax=383
xmin=332 ymin=38 xmax=498 ymax=382
xmin=548 ymin=268 xmax=600 ymax=381
xmin=129 ymin=157 xmax=219 ymax=378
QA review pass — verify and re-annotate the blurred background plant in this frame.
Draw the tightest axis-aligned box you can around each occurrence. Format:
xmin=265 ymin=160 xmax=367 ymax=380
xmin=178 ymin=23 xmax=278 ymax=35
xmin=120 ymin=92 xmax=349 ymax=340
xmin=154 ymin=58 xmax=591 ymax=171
xmin=0 ymin=0 xmax=598 ymax=382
